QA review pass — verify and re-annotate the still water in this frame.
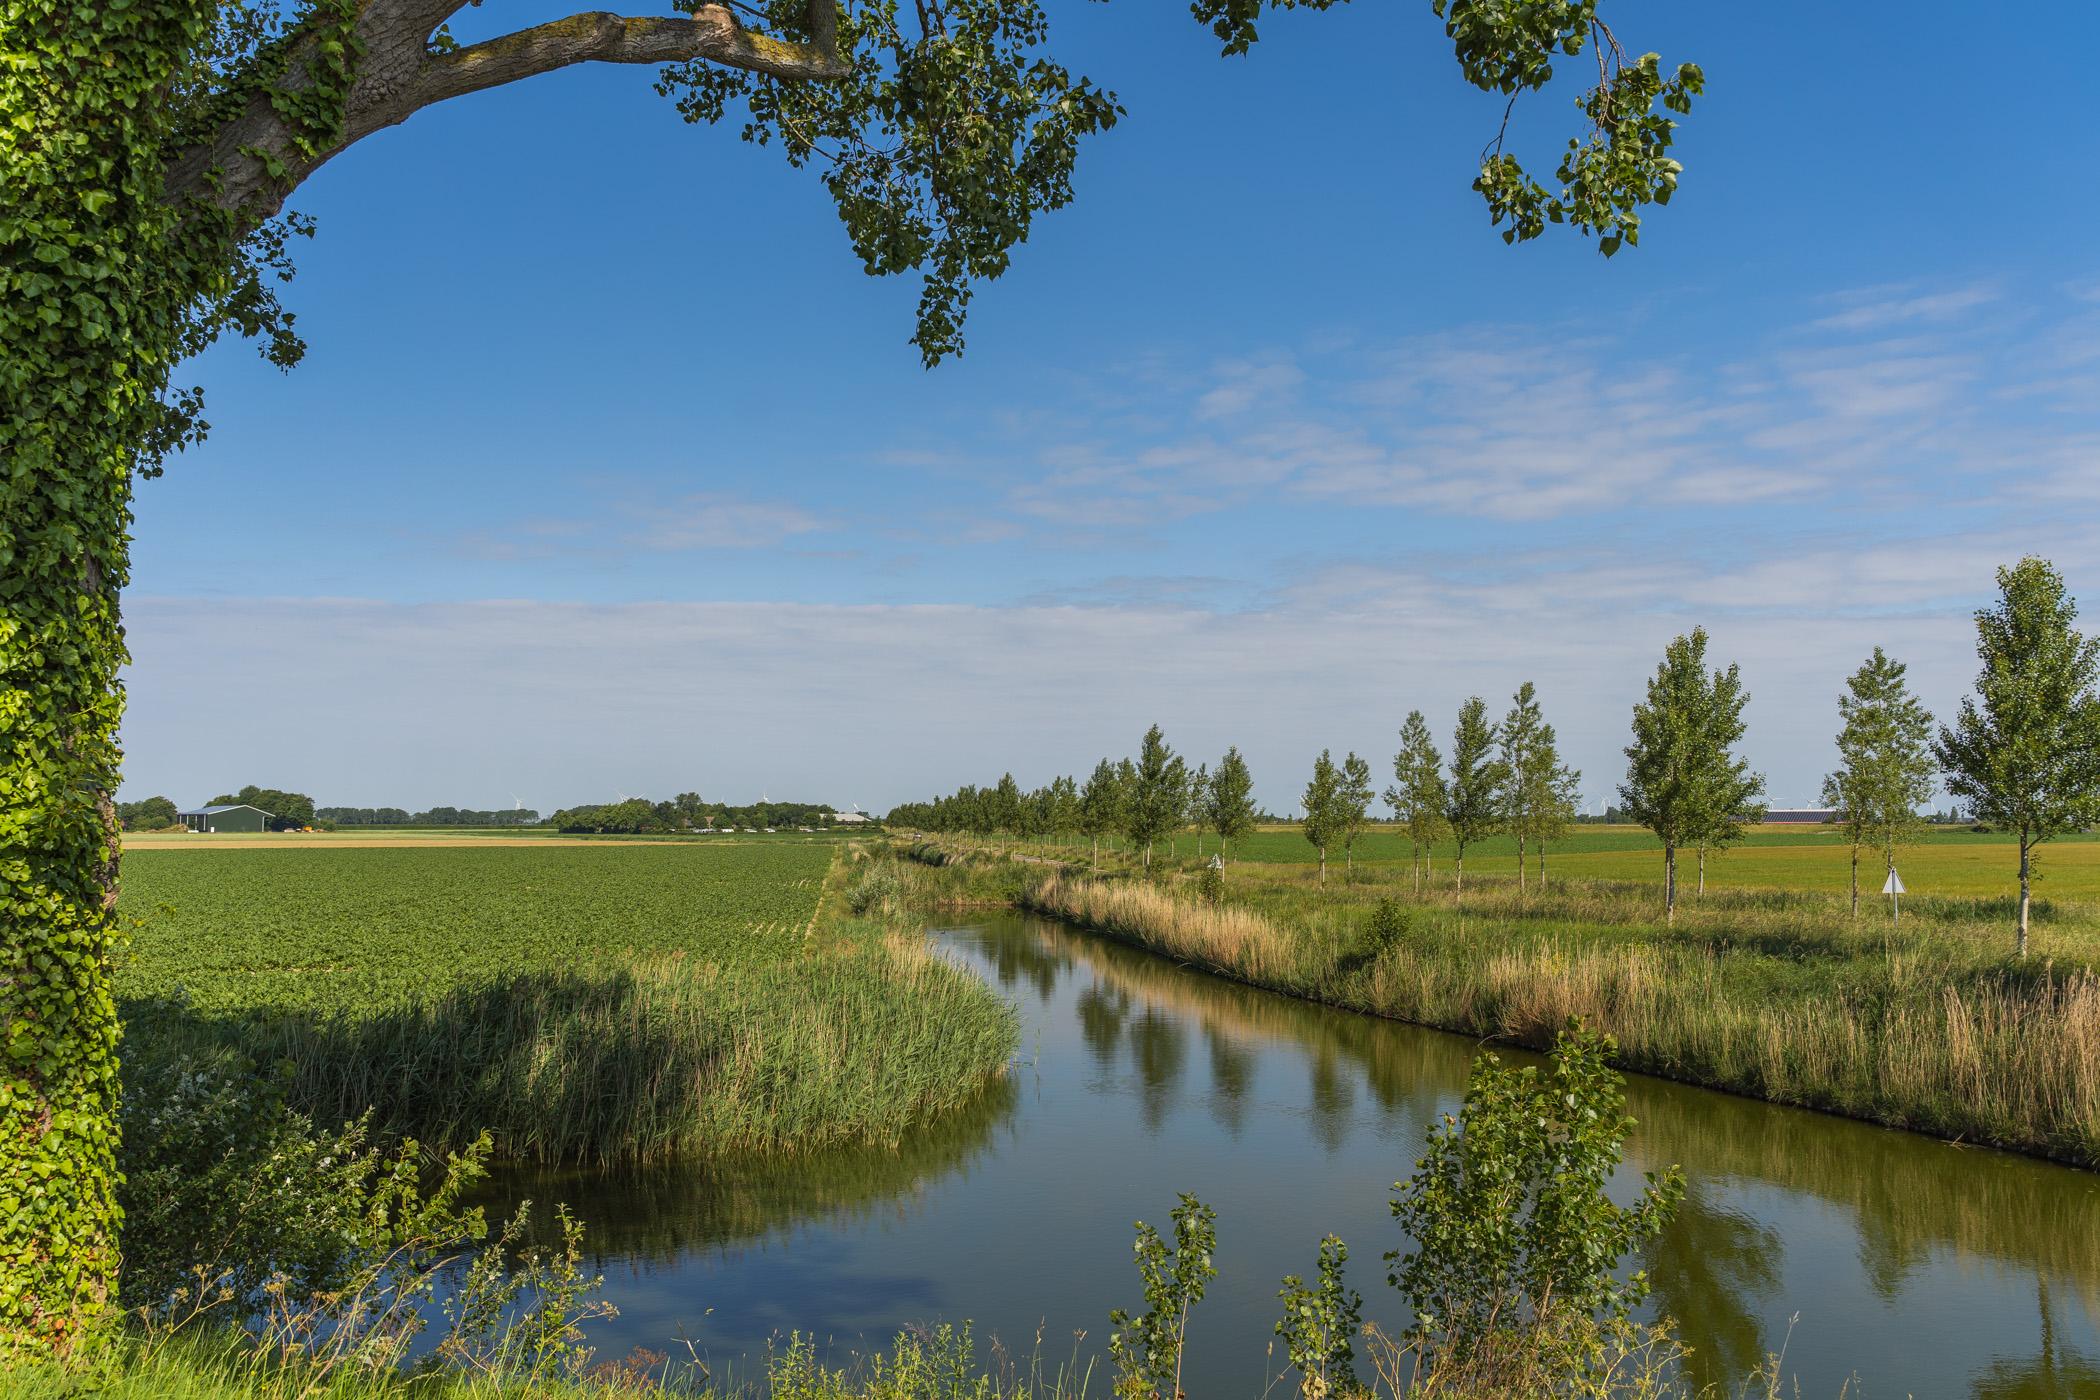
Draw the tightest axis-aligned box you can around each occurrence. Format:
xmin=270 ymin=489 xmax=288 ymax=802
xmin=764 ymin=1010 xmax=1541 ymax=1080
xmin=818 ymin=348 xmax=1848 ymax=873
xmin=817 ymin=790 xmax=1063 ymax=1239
xmin=501 ymin=915 xmax=2100 ymax=1397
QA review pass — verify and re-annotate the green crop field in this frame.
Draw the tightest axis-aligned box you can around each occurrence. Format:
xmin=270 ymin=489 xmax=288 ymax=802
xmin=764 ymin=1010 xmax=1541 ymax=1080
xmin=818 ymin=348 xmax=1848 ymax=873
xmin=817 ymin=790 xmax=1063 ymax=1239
xmin=119 ymin=844 xmax=835 ymax=1015
xmin=1202 ymin=823 xmax=2100 ymax=902
xmin=116 ymin=842 xmax=1017 ymax=1163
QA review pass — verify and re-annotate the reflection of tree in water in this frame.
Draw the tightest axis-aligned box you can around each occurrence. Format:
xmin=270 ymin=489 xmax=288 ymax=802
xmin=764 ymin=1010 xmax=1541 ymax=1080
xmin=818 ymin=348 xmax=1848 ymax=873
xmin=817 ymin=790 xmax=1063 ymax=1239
xmin=1020 ymin=916 xmax=1468 ymax=1140
xmin=1128 ymin=1008 xmax=1187 ymax=1133
xmin=1307 ymin=1044 xmax=1352 ymax=1155
xmin=1076 ymin=983 xmax=1128 ymax=1070
xmin=1014 ymin=914 xmax=2100 ymax=1376
xmin=1204 ymin=1023 xmax=1255 ymax=1139
xmin=1621 ymin=1076 xmax=2100 ymax=1332
xmin=1644 ymin=1183 xmax=1782 ymax=1389
xmin=480 ymin=1073 xmax=1019 ymax=1265
xmin=974 ymin=925 xmax=1066 ymax=1002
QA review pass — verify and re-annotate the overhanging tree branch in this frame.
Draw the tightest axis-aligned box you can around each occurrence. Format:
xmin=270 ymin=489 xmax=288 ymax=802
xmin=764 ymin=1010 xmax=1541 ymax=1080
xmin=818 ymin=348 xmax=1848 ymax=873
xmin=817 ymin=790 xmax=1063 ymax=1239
xmin=416 ymin=9 xmax=849 ymax=109
xmin=164 ymin=1 xmax=847 ymax=228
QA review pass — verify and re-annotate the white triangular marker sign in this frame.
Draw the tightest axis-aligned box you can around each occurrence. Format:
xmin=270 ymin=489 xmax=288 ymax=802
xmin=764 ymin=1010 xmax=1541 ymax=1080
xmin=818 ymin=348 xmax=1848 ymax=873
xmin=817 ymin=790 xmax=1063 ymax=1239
xmin=1882 ymin=869 xmax=1905 ymax=895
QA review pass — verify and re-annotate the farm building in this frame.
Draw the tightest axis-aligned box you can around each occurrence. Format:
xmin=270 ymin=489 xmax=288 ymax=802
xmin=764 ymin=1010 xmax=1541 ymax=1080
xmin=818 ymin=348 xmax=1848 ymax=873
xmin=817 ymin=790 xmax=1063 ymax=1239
xmin=829 ymin=809 xmax=871 ymax=825
xmin=178 ymin=803 xmax=273 ymax=833
xmin=1766 ymin=808 xmax=1837 ymax=824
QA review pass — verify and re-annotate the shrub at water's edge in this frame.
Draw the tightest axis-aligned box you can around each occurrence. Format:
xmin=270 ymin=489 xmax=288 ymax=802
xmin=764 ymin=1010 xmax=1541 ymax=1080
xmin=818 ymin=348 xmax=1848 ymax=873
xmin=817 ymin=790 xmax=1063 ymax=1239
xmin=1014 ymin=868 xmax=2100 ymax=1168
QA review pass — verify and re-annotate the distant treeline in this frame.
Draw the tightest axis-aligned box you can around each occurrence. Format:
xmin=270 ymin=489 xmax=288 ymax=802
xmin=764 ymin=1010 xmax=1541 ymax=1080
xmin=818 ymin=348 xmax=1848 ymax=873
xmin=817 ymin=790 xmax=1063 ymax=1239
xmin=130 ymin=787 xmax=853 ymax=834
xmin=544 ymin=795 xmax=847 ymax=833
xmin=318 ymin=806 xmax=541 ymax=826
xmin=886 ymin=736 xmax=1258 ymax=870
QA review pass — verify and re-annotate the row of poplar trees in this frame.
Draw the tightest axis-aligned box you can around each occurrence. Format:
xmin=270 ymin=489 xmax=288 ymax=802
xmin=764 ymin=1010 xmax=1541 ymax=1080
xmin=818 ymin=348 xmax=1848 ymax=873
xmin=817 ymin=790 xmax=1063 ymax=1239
xmin=895 ymin=558 xmax=2100 ymax=949
xmin=1603 ymin=555 xmax=2100 ymax=944
xmin=1301 ymin=681 xmax=1581 ymax=893
xmin=886 ymin=727 xmax=1261 ymax=869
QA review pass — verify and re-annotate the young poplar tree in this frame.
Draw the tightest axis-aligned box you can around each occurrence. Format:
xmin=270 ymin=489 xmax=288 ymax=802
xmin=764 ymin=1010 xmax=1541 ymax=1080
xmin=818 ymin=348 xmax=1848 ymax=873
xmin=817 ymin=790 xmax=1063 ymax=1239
xmin=1338 ymin=752 xmax=1375 ymax=874
xmin=992 ymin=772 xmax=1024 ymax=851
xmin=1499 ymin=683 xmax=1544 ymax=892
xmin=1048 ymin=774 xmax=1081 ymax=850
xmin=1620 ymin=628 xmax=1765 ymax=921
xmin=1935 ymin=558 xmax=2100 ymax=955
xmin=1385 ymin=711 xmax=1450 ymax=894
xmin=1080 ymin=759 xmax=1124 ymax=870
xmin=1115 ymin=758 xmax=1140 ymax=856
xmin=1303 ymin=750 xmax=1342 ymax=884
xmin=1822 ymin=648 xmax=1935 ymax=918
xmin=1526 ymin=722 xmax=1582 ymax=889
xmin=1126 ymin=726 xmax=1189 ymax=872
xmin=1207 ymin=747 xmax=1258 ymax=863
xmin=1446 ymin=699 xmax=1506 ymax=898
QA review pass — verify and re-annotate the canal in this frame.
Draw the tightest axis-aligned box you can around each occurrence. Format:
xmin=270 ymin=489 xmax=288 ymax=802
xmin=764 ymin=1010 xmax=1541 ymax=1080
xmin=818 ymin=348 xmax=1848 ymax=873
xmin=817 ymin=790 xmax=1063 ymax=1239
xmin=504 ymin=913 xmax=2100 ymax=1396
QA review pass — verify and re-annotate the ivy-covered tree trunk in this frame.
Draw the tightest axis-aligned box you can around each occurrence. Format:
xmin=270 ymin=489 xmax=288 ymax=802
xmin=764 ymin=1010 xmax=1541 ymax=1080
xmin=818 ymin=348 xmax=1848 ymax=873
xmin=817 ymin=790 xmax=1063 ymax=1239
xmin=1 ymin=0 xmax=214 ymax=1354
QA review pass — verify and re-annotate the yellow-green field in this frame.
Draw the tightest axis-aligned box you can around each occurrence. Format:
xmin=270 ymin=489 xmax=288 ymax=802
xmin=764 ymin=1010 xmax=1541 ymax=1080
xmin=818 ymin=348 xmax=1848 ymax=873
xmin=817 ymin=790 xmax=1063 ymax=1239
xmin=1216 ymin=823 xmax=2100 ymax=902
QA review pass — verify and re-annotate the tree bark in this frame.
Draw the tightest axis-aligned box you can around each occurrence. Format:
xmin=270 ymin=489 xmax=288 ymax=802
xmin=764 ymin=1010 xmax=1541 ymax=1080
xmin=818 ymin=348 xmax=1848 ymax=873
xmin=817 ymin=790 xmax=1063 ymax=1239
xmin=1516 ymin=833 xmax=1527 ymax=894
xmin=1317 ymin=846 xmax=1326 ymax=883
xmin=1664 ymin=843 xmax=1677 ymax=923
xmin=1849 ymin=841 xmax=1859 ymax=918
xmin=1697 ymin=844 xmax=1707 ymax=896
xmin=1455 ymin=846 xmax=1466 ymax=897
xmin=2018 ymin=834 xmax=2032 ymax=958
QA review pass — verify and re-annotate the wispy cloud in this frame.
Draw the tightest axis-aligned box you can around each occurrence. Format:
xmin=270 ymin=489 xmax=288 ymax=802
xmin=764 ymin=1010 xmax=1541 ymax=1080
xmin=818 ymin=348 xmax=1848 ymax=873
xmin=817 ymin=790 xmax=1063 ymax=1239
xmin=954 ymin=281 xmax=2087 ymax=533
xmin=635 ymin=495 xmax=832 ymax=551
xmin=1812 ymin=282 xmax=2000 ymax=332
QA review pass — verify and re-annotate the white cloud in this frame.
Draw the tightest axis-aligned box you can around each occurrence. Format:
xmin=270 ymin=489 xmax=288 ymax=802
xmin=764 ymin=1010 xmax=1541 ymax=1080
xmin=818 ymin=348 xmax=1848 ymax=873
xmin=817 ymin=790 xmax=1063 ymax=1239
xmin=1811 ymin=282 xmax=1999 ymax=332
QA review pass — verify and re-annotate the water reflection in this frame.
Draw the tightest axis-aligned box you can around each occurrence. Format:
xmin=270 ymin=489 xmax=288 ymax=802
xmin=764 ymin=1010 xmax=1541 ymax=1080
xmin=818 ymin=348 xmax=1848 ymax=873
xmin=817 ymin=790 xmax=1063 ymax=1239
xmin=1645 ymin=1185 xmax=1783 ymax=1384
xmin=512 ymin=915 xmax=2100 ymax=1398
xmin=482 ymin=1074 xmax=1018 ymax=1265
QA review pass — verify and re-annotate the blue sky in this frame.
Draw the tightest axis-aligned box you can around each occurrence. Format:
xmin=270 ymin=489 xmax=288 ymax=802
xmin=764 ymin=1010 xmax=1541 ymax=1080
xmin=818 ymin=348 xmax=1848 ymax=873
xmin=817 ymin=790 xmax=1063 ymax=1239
xmin=122 ymin=1 xmax=2100 ymax=815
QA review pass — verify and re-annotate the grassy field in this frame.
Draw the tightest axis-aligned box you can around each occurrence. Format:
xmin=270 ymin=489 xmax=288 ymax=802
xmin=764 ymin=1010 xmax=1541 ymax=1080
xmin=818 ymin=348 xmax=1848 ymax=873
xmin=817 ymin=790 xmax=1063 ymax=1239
xmin=118 ymin=843 xmax=1017 ymax=1162
xmin=1098 ymin=822 xmax=2100 ymax=901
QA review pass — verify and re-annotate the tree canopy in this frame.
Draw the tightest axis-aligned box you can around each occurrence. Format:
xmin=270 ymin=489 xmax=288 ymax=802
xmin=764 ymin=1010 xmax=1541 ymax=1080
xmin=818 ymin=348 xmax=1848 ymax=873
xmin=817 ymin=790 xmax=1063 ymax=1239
xmin=1619 ymin=627 xmax=1765 ymax=920
xmin=1822 ymin=648 xmax=1935 ymax=917
xmin=1126 ymin=725 xmax=1189 ymax=867
xmin=1205 ymin=746 xmax=1258 ymax=860
xmin=1444 ymin=696 xmax=1505 ymax=894
xmin=1386 ymin=709 xmax=1449 ymax=892
xmin=1936 ymin=558 xmax=2100 ymax=954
